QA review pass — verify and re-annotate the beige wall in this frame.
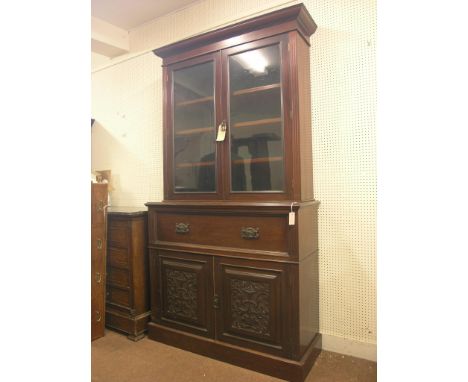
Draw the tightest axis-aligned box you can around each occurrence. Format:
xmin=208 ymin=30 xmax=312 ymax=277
xmin=91 ymin=0 xmax=376 ymax=351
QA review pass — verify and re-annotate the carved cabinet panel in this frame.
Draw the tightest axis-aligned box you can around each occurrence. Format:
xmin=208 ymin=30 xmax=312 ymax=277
xmin=156 ymin=251 xmax=214 ymax=337
xmin=214 ymin=257 xmax=290 ymax=357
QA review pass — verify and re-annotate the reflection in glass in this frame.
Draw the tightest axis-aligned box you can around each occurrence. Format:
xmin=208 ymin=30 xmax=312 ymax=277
xmin=173 ymin=61 xmax=216 ymax=192
xmin=229 ymin=44 xmax=284 ymax=192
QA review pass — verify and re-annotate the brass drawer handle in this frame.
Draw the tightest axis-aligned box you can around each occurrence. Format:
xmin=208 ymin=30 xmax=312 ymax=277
xmin=95 ymin=272 xmax=102 ymax=283
xmin=97 ymin=238 xmax=103 ymax=249
xmin=96 ymin=310 xmax=102 ymax=322
xmin=240 ymin=227 xmax=260 ymax=240
xmin=97 ymin=200 xmax=104 ymax=212
xmin=175 ymin=222 xmax=190 ymax=234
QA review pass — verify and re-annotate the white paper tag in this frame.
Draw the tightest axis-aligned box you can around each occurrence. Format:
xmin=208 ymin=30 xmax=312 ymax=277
xmin=216 ymin=125 xmax=226 ymax=142
xmin=289 ymin=211 xmax=295 ymax=225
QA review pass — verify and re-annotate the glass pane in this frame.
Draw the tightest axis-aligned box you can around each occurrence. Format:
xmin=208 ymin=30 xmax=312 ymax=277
xmin=229 ymin=44 xmax=284 ymax=192
xmin=173 ymin=61 xmax=216 ymax=193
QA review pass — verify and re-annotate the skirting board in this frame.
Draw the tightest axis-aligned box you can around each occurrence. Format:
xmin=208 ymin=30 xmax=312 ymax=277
xmin=321 ymin=334 xmax=376 ymax=362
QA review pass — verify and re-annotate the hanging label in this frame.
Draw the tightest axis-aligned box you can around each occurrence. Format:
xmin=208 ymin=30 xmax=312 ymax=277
xmin=216 ymin=121 xmax=227 ymax=142
xmin=289 ymin=202 xmax=296 ymax=226
xmin=289 ymin=211 xmax=295 ymax=225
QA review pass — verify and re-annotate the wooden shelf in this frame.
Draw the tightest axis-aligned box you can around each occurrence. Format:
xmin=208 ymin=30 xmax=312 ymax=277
xmin=176 ymin=161 xmax=215 ymax=168
xmin=176 ymin=96 xmax=213 ymax=107
xmin=175 ymin=127 xmax=213 ymax=136
xmin=232 ymin=156 xmax=283 ymax=165
xmin=233 ymin=117 xmax=282 ymax=129
xmin=232 ymin=83 xmax=280 ymax=97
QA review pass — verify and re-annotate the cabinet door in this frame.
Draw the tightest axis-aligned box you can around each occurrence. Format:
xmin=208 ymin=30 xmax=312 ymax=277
xmin=165 ymin=53 xmax=223 ymax=200
xmin=155 ymin=251 xmax=214 ymax=338
xmin=222 ymin=34 xmax=292 ymax=200
xmin=214 ymin=257 xmax=291 ymax=356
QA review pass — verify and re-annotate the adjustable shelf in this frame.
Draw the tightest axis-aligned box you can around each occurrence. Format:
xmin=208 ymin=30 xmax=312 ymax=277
xmin=175 ymin=127 xmax=213 ymax=136
xmin=176 ymin=96 xmax=213 ymax=107
xmin=176 ymin=161 xmax=215 ymax=168
xmin=232 ymin=156 xmax=283 ymax=165
xmin=233 ymin=117 xmax=282 ymax=129
xmin=232 ymin=83 xmax=280 ymax=97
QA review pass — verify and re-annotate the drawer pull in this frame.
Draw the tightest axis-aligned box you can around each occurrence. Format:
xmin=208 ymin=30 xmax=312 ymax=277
xmin=97 ymin=200 xmax=104 ymax=211
xmin=97 ymin=238 xmax=103 ymax=249
xmin=240 ymin=227 xmax=260 ymax=240
xmin=96 ymin=310 xmax=102 ymax=322
xmin=175 ymin=222 xmax=190 ymax=234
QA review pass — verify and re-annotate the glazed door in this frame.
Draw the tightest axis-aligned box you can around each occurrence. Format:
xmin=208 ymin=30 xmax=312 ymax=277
xmin=165 ymin=53 xmax=224 ymax=199
xmin=221 ymin=34 xmax=292 ymax=200
xmin=155 ymin=251 xmax=215 ymax=338
xmin=214 ymin=257 xmax=291 ymax=357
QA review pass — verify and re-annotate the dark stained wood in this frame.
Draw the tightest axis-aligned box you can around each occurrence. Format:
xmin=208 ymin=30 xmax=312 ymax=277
xmin=299 ymin=251 xmax=319 ymax=356
xmin=214 ymin=257 xmax=291 ymax=357
xmin=221 ymin=33 xmax=293 ymax=202
xmin=105 ymin=210 xmax=150 ymax=341
xmin=146 ymin=200 xmax=316 ymax=210
xmin=297 ymin=201 xmax=319 ymax=261
xmin=148 ymin=322 xmax=321 ymax=382
xmin=290 ymin=30 xmax=315 ymax=201
xmin=153 ymin=4 xmax=316 ymax=61
xmin=164 ymin=52 xmax=224 ymax=201
xmin=91 ymin=183 xmax=108 ymax=341
xmin=147 ymin=4 xmax=320 ymax=381
xmin=155 ymin=211 xmax=289 ymax=255
xmin=154 ymin=250 xmax=214 ymax=338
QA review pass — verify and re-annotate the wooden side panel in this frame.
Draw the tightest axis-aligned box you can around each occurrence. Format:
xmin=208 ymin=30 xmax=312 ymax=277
xmin=298 ymin=203 xmax=319 ymax=355
xmin=299 ymin=253 xmax=319 ymax=355
xmin=298 ymin=202 xmax=319 ymax=261
xmin=288 ymin=31 xmax=314 ymax=202
xmin=297 ymin=32 xmax=314 ymax=201
xmin=91 ymin=183 xmax=108 ymax=341
xmin=130 ymin=216 xmax=149 ymax=315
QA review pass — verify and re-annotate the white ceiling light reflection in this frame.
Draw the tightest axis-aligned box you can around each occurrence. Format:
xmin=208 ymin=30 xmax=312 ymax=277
xmin=234 ymin=50 xmax=268 ymax=74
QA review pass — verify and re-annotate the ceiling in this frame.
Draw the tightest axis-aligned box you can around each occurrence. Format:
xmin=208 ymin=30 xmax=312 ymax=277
xmin=92 ymin=0 xmax=201 ymax=30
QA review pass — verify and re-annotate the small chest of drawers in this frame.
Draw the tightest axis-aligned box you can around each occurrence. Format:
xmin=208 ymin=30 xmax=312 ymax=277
xmin=106 ymin=207 xmax=150 ymax=341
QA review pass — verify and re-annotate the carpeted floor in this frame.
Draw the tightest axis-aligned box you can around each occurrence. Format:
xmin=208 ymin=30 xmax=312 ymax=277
xmin=92 ymin=330 xmax=377 ymax=382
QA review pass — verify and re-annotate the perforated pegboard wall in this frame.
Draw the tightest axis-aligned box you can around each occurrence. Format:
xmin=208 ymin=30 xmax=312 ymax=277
xmin=91 ymin=0 xmax=376 ymax=344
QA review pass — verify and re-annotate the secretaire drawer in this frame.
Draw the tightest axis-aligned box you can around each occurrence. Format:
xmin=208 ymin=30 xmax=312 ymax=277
xmin=153 ymin=212 xmax=289 ymax=253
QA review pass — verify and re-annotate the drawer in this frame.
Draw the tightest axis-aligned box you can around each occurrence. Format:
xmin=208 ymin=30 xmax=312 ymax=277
xmin=108 ymin=220 xmax=129 ymax=248
xmin=107 ymin=267 xmax=130 ymax=288
xmin=107 ymin=247 xmax=129 ymax=269
xmin=106 ymin=285 xmax=131 ymax=307
xmin=154 ymin=212 xmax=288 ymax=253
